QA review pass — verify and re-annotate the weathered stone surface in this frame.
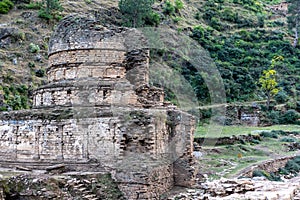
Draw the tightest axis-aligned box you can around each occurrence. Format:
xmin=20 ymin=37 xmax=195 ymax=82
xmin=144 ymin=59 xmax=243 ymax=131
xmin=169 ymin=177 xmax=300 ymax=200
xmin=0 ymin=14 xmax=196 ymax=199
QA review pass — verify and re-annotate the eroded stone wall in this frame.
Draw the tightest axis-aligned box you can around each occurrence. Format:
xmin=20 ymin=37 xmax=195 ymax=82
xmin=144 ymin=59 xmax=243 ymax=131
xmin=33 ymin=83 xmax=138 ymax=108
xmin=47 ymin=63 xmax=126 ymax=82
xmin=0 ymin=109 xmax=193 ymax=164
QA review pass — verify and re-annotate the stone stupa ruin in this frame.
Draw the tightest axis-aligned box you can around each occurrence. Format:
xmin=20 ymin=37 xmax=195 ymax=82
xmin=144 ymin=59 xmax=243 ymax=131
xmin=0 ymin=15 xmax=196 ymax=199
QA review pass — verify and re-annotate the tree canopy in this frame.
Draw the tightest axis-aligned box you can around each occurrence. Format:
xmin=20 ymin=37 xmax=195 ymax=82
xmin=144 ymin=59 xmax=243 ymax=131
xmin=259 ymin=69 xmax=280 ymax=109
xmin=118 ymin=0 xmax=155 ymax=27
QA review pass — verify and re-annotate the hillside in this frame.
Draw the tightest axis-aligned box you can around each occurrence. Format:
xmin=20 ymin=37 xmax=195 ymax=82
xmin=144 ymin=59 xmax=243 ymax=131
xmin=0 ymin=0 xmax=299 ymax=112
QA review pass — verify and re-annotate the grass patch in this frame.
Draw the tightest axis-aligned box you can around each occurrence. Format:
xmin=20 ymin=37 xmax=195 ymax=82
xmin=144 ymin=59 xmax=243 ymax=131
xmin=197 ymin=124 xmax=300 ymax=180
xmin=195 ymin=124 xmax=300 ymax=138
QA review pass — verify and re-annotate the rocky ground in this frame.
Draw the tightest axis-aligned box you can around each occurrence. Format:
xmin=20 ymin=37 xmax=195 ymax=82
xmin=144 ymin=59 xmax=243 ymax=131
xmin=0 ymin=166 xmax=124 ymax=200
xmin=169 ymin=176 xmax=300 ymax=200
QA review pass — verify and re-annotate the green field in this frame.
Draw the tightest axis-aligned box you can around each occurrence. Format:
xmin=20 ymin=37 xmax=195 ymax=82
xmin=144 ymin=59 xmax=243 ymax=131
xmin=196 ymin=124 xmax=300 ymax=138
xmin=196 ymin=124 xmax=300 ymax=180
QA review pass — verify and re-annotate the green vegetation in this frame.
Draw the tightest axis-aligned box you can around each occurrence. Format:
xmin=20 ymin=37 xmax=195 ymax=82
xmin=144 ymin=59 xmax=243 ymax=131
xmin=29 ymin=43 xmax=40 ymax=53
xmin=163 ymin=1 xmax=175 ymax=15
xmin=0 ymin=85 xmax=30 ymax=111
xmin=280 ymin=109 xmax=300 ymax=124
xmin=253 ymin=156 xmax=300 ymax=181
xmin=24 ymin=2 xmax=43 ymax=10
xmin=259 ymin=69 xmax=280 ymax=109
xmin=196 ymin=124 xmax=300 ymax=138
xmin=168 ymin=0 xmax=299 ymax=106
xmin=198 ymin=127 xmax=300 ymax=180
xmin=38 ymin=0 xmax=63 ymax=20
xmin=191 ymin=26 xmax=299 ymax=103
xmin=0 ymin=0 xmax=14 ymax=14
xmin=287 ymin=0 xmax=300 ymax=47
xmin=119 ymin=0 xmax=157 ymax=27
xmin=252 ymin=170 xmax=281 ymax=181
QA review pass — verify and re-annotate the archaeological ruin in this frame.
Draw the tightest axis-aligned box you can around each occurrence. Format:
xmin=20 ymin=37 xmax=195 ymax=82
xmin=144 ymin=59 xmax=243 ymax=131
xmin=0 ymin=15 xmax=196 ymax=199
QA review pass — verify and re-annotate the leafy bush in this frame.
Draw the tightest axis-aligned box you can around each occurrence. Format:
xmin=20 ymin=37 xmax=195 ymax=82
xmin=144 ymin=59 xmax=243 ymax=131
xmin=0 ymin=0 xmax=14 ymax=14
xmin=38 ymin=9 xmax=53 ymax=20
xmin=280 ymin=137 xmax=297 ymax=143
xmin=29 ymin=43 xmax=40 ymax=53
xmin=252 ymin=170 xmax=265 ymax=177
xmin=173 ymin=16 xmax=182 ymax=23
xmin=24 ymin=2 xmax=42 ymax=9
xmin=257 ymin=14 xmax=265 ymax=28
xmin=259 ymin=131 xmax=278 ymax=139
xmin=252 ymin=170 xmax=280 ymax=181
xmin=1 ymin=85 xmax=29 ymax=110
xmin=270 ymin=130 xmax=287 ymax=136
xmin=145 ymin=12 xmax=160 ymax=26
xmin=174 ymin=0 xmax=183 ymax=11
xmin=250 ymin=139 xmax=260 ymax=144
xmin=221 ymin=8 xmax=238 ymax=22
xmin=38 ymin=0 xmax=63 ymax=21
xmin=275 ymin=91 xmax=289 ymax=104
xmin=28 ymin=62 xmax=35 ymax=68
xmin=266 ymin=110 xmax=280 ymax=124
xmin=279 ymin=110 xmax=300 ymax=124
xmin=293 ymin=156 xmax=300 ymax=164
xmin=35 ymin=69 xmax=45 ymax=77
xmin=279 ymin=167 xmax=289 ymax=175
xmin=163 ymin=0 xmax=175 ymax=15
xmin=285 ymin=160 xmax=300 ymax=173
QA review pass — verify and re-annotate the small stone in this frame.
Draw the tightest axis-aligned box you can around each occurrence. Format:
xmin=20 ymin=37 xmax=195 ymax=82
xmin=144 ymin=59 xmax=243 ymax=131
xmin=12 ymin=58 xmax=17 ymax=65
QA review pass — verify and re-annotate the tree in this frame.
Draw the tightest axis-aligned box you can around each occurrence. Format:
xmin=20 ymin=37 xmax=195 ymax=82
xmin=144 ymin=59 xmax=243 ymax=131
xmin=39 ymin=0 xmax=63 ymax=20
xmin=287 ymin=0 xmax=300 ymax=47
xmin=259 ymin=69 xmax=279 ymax=109
xmin=118 ymin=0 xmax=154 ymax=27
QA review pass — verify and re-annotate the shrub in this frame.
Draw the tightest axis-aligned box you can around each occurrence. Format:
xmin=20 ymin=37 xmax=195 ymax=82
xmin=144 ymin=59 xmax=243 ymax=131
xmin=293 ymin=156 xmax=300 ymax=165
xmin=285 ymin=160 xmax=300 ymax=173
xmin=174 ymin=0 xmax=183 ymax=11
xmin=268 ymin=172 xmax=281 ymax=181
xmin=173 ymin=16 xmax=182 ymax=23
xmin=38 ymin=9 xmax=53 ymax=20
xmin=279 ymin=109 xmax=300 ymax=124
xmin=144 ymin=12 xmax=160 ymax=26
xmin=271 ymin=130 xmax=287 ymax=136
xmin=266 ymin=110 xmax=280 ymax=124
xmin=279 ymin=167 xmax=289 ymax=175
xmin=24 ymin=2 xmax=42 ymax=9
xmin=164 ymin=0 xmax=175 ymax=15
xmin=195 ymin=12 xmax=201 ymax=20
xmin=250 ymin=139 xmax=260 ymax=144
xmin=252 ymin=170 xmax=265 ymax=177
xmin=29 ymin=43 xmax=40 ymax=53
xmin=221 ymin=8 xmax=237 ymax=22
xmin=275 ymin=91 xmax=289 ymax=104
xmin=28 ymin=62 xmax=35 ymax=68
xmin=280 ymin=137 xmax=296 ymax=143
xmin=2 ymin=85 xmax=29 ymax=110
xmin=259 ymin=131 xmax=278 ymax=139
xmin=257 ymin=14 xmax=265 ymax=28
xmin=38 ymin=0 xmax=63 ymax=21
xmin=0 ymin=0 xmax=14 ymax=14
xmin=35 ymin=69 xmax=45 ymax=77
xmin=252 ymin=170 xmax=281 ymax=181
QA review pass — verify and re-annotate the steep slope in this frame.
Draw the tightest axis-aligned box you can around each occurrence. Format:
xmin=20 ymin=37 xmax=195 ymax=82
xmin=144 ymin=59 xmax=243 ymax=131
xmin=0 ymin=0 xmax=299 ymax=111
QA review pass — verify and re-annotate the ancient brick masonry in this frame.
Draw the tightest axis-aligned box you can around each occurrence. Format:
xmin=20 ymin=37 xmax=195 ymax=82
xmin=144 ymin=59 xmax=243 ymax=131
xmin=0 ymin=15 xmax=196 ymax=199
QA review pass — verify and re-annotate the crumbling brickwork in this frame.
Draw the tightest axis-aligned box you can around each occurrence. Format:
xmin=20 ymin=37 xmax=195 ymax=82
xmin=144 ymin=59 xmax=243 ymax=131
xmin=0 ymin=15 xmax=196 ymax=199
